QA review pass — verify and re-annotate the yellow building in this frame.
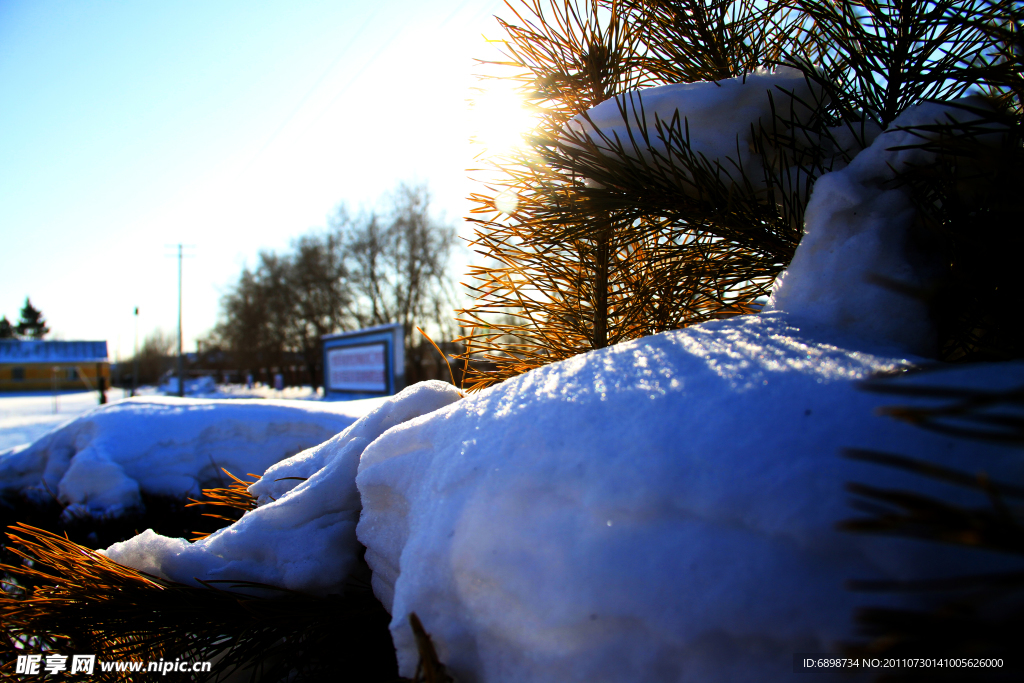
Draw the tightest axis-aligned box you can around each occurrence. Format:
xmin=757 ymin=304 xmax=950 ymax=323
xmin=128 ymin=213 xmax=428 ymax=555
xmin=0 ymin=340 xmax=110 ymax=391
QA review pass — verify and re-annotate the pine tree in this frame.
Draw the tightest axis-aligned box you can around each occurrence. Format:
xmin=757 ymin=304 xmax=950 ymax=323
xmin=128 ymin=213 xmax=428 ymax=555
xmin=0 ymin=316 xmax=14 ymax=339
xmin=454 ymin=0 xmax=1024 ymax=391
xmin=455 ymin=1 xmax=1024 ymax=672
xmin=16 ymin=298 xmax=49 ymax=340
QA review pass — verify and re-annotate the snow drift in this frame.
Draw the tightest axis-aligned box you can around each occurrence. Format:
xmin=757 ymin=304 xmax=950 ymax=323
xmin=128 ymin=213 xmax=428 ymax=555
xmin=102 ymin=384 xmax=461 ymax=594
xmin=355 ymin=316 xmax=1023 ymax=682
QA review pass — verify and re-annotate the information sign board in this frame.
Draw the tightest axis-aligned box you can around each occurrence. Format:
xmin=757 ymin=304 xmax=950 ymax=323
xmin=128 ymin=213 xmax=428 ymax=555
xmin=321 ymin=323 xmax=404 ymax=399
xmin=327 ymin=343 xmax=387 ymax=392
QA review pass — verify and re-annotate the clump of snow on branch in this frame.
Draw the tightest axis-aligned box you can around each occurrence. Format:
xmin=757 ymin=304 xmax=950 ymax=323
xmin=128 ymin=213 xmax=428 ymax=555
xmin=766 ymin=98 xmax=997 ymax=356
xmin=563 ymin=66 xmax=1000 ymax=357
xmin=561 ymin=66 xmax=824 ymax=191
xmin=246 ymin=382 xmax=458 ymax=506
xmin=102 ymin=383 xmax=461 ymax=595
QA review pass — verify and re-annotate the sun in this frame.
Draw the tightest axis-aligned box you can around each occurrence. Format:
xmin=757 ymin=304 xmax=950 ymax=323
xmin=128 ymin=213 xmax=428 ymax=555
xmin=469 ymin=79 xmax=537 ymax=156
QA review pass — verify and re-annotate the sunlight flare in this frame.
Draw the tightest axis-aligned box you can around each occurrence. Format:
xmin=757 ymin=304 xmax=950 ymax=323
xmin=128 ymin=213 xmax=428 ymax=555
xmin=469 ymin=80 xmax=537 ymax=156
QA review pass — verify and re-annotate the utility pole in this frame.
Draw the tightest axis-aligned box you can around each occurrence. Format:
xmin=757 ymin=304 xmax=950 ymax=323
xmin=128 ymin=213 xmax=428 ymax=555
xmin=132 ymin=307 xmax=139 ymax=397
xmin=165 ymin=243 xmax=194 ymax=398
xmin=176 ymin=243 xmax=184 ymax=397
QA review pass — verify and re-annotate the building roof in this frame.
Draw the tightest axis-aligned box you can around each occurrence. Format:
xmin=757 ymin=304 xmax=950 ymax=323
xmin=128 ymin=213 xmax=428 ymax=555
xmin=0 ymin=340 xmax=108 ymax=363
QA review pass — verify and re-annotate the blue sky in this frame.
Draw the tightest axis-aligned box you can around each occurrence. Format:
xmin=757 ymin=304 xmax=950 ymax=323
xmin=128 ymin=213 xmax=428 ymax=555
xmin=0 ymin=0 xmax=512 ymax=360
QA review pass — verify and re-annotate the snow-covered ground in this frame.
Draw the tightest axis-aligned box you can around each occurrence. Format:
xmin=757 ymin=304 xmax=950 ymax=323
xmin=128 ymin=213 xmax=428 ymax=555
xmin=0 ymin=389 xmax=133 ymax=452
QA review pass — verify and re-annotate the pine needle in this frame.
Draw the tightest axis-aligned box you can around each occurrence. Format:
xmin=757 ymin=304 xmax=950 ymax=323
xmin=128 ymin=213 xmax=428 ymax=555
xmin=186 ymin=470 xmax=261 ymax=541
xmin=416 ymin=326 xmax=464 ymax=396
xmin=0 ymin=524 xmax=400 ymax=682
xmin=841 ymin=376 xmax=1024 ymax=678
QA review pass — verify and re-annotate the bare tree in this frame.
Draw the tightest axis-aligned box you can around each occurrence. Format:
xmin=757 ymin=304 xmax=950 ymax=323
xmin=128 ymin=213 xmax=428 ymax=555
xmin=122 ymin=328 xmax=176 ymax=385
xmin=211 ymin=258 xmax=283 ymax=382
xmin=210 ymin=182 xmax=458 ymax=388
xmin=284 ymin=230 xmax=352 ymax=385
xmin=333 ymin=183 xmax=459 ymax=383
xmin=212 ymin=236 xmax=351 ymax=388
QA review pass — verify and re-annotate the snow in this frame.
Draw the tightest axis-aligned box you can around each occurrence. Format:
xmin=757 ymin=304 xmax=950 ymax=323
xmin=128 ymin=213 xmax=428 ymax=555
xmin=562 ymin=66 xmax=821 ymax=192
xmin=158 ymin=375 xmax=219 ymax=396
xmin=158 ymin=376 xmax=324 ymax=400
xmin=765 ymin=98 xmax=996 ymax=357
xmin=82 ymin=322 xmax=1020 ymax=683
xmin=0 ymin=390 xmax=122 ymax=452
xmin=1 ymin=73 xmax=1018 ymax=683
xmin=0 ymin=393 xmax=387 ymax=519
xmin=103 ymin=382 xmax=462 ymax=593
xmin=0 ymin=384 xmax=326 ymax=454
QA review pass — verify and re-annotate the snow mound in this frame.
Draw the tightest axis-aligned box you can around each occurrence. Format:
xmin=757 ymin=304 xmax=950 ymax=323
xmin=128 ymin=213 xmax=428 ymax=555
xmin=356 ymin=313 xmax=1024 ymax=682
xmin=103 ymin=382 xmax=462 ymax=594
xmin=0 ymin=395 xmax=386 ymax=518
xmin=765 ymin=98 xmax=997 ymax=356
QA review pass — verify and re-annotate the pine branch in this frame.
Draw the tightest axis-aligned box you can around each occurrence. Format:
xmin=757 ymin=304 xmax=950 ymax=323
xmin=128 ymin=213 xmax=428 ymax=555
xmin=841 ymin=376 xmax=1024 ymax=680
xmin=0 ymin=524 xmax=399 ymax=683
